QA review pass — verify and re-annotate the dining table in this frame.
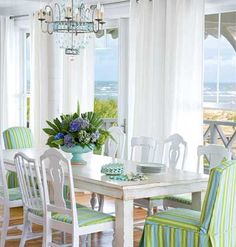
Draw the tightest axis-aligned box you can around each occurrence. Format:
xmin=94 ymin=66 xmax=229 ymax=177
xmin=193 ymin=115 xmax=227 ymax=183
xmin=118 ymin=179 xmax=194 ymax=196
xmin=3 ymin=147 xmax=209 ymax=247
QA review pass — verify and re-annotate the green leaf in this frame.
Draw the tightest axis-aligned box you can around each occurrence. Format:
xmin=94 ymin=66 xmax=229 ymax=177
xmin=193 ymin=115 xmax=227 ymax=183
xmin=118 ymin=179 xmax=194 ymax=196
xmin=43 ymin=128 xmax=57 ymax=136
xmin=52 ymin=139 xmax=64 ymax=146
xmin=77 ymin=101 xmax=80 ymax=116
xmin=53 ymin=118 xmax=62 ymax=130
xmin=46 ymin=121 xmax=60 ymax=132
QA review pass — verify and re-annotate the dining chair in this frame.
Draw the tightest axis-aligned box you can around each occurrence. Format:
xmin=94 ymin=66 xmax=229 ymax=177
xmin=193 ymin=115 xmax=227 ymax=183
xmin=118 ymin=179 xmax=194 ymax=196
xmin=197 ymin=144 xmax=232 ymax=174
xmin=140 ymin=160 xmax=236 ymax=247
xmin=106 ymin=126 xmax=126 ymax=159
xmin=134 ymin=134 xmax=188 ymax=215
xmin=40 ymin=149 xmax=115 ymax=246
xmin=3 ymin=127 xmax=33 ymax=189
xmin=163 ymin=144 xmax=232 ymax=210
xmin=14 ymin=152 xmax=44 ymax=247
xmin=95 ymin=126 xmax=126 ymax=212
xmin=130 ymin=136 xmax=157 ymax=215
xmin=131 ymin=136 xmax=157 ymax=163
xmin=0 ymin=146 xmax=23 ymax=247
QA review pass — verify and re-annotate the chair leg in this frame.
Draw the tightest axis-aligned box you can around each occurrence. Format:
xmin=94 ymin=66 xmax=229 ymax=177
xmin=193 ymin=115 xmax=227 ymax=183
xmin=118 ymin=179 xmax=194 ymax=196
xmin=98 ymin=194 xmax=105 ymax=212
xmin=43 ymin=221 xmax=52 ymax=247
xmin=19 ymin=210 xmax=30 ymax=247
xmin=81 ymin=235 xmax=87 ymax=247
xmin=72 ymin=234 xmax=79 ymax=247
xmin=90 ymin=193 xmax=97 ymax=210
xmin=0 ymin=206 xmax=9 ymax=247
xmin=147 ymin=204 xmax=153 ymax=216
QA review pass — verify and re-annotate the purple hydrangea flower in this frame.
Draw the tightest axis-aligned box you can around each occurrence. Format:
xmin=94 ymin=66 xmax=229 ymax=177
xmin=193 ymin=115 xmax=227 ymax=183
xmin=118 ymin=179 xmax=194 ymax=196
xmin=80 ymin=119 xmax=89 ymax=129
xmin=54 ymin=133 xmax=64 ymax=140
xmin=91 ymin=130 xmax=100 ymax=143
xmin=70 ymin=120 xmax=81 ymax=132
xmin=64 ymin=134 xmax=74 ymax=148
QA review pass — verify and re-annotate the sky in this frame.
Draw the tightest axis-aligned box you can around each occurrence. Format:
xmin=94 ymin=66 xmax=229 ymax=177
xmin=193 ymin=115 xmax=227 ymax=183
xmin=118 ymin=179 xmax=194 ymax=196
xmin=94 ymin=33 xmax=118 ymax=82
xmin=204 ymin=35 xmax=236 ymax=83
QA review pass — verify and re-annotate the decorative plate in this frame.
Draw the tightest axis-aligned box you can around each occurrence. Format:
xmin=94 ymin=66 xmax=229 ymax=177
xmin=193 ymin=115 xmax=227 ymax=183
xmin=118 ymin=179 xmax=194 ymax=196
xmin=101 ymin=163 xmax=124 ymax=175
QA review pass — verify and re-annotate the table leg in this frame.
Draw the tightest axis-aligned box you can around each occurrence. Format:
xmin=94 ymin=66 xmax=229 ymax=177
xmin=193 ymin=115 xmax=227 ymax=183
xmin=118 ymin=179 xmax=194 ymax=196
xmin=114 ymin=199 xmax=133 ymax=247
xmin=191 ymin=191 xmax=205 ymax=211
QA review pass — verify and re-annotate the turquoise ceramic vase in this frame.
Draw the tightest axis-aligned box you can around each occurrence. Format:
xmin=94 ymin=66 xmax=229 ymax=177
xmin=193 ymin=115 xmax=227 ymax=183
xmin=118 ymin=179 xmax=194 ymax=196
xmin=60 ymin=145 xmax=94 ymax=164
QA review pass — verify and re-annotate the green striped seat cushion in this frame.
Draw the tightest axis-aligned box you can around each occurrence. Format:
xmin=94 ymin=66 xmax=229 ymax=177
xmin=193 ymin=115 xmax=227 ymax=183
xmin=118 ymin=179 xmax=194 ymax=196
xmin=164 ymin=194 xmax=192 ymax=205
xmin=0 ymin=187 xmax=22 ymax=201
xmin=30 ymin=203 xmax=114 ymax=227
xmin=150 ymin=195 xmax=167 ymax=200
xmin=3 ymin=127 xmax=33 ymax=149
xmin=140 ymin=208 xmax=201 ymax=247
xmin=147 ymin=208 xmax=201 ymax=232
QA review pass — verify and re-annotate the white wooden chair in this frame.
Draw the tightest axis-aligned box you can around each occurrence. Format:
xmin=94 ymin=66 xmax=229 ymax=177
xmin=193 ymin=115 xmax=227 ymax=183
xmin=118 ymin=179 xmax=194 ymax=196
xmin=135 ymin=134 xmax=187 ymax=215
xmin=161 ymin=133 xmax=187 ymax=170
xmin=40 ymin=149 xmax=115 ymax=247
xmin=106 ymin=126 xmax=126 ymax=159
xmin=0 ymin=146 xmax=23 ymax=247
xmin=95 ymin=127 xmax=126 ymax=212
xmin=14 ymin=152 xmax=44 ymax=247
xmin=163 ymin=144 xmax=232 ymax=210
xmin=130 ymin=137 xmax=157 ymax=216
xmin=197 ymin=144 xmax=232 ymax=174
xmin=131 ymin=136 xmax=157 ymax=163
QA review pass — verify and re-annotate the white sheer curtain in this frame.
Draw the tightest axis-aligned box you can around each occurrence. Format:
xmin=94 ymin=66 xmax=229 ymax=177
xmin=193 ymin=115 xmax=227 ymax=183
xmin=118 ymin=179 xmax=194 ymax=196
xmin=61 ymin=37 xmax=95 ymax=114
xmin=0 ymin=16 xmax=21 ymax=138
xmin=31 ymin=15 xmax=95 ymax=147
xmin=30 ymin=15 xmax=49 ymax=147
xmin=129 ymin=0 xmax=204 ymax=171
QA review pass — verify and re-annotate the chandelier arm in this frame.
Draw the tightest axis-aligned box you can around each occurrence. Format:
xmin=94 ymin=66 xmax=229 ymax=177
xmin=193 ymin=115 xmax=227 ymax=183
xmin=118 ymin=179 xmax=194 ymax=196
xmin=45 ymin=5 xmax=54 ymax=22
xmin=41 ymin=21 xmax=49 ymax=34
xmin=54 ymin=3 xmax=61 ymax=21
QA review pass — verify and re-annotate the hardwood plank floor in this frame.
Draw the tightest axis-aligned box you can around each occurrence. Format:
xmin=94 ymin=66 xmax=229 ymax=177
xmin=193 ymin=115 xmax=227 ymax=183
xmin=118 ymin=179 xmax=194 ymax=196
xmin=4 ymin=193 xmax=146 ymax=247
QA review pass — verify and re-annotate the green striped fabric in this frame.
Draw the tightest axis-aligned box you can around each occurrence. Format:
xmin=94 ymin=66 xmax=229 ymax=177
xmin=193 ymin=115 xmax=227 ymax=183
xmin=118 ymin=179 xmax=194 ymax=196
xmin=30 ymin=202 xmax=114 ymax=227
xmin=0 ymin=187 xmax=22 ymax=201
xmin=140 ymin=160 xmax=236 ymax=247
xmin=3 ymin=127 xmax=33 ymax=188
xmin=163 ymin=194 xmax=192 ymax=205
xmin=3 ymin=127 xmax=33 ymax=149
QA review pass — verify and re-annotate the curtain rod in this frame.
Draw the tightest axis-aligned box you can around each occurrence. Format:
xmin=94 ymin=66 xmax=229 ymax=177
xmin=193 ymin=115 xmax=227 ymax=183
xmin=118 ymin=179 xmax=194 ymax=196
xmin=9 ymin=14 xmax=29 ymax=20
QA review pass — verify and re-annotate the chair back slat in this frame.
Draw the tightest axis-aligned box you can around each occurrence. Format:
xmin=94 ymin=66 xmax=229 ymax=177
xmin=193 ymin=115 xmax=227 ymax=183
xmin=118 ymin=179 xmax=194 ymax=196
xmin=200 ymin=161 xmax=236 ymax=242
xmin=0 ymin=145 xmax=9 ymax=201
xmin=14 ymin=153 xmax=43 ymax=211
xmin=107 ymin=127 xmax=126 ymax=159
xmin=197 ymin=144 xmax=231 ymax=173
xmin=131 ymin=136 xmax=157 ymax=163
xmin=40 ymin=149 xmax=77 ymax=225
xmin=162 ymin=133 xmax=187 ymax=170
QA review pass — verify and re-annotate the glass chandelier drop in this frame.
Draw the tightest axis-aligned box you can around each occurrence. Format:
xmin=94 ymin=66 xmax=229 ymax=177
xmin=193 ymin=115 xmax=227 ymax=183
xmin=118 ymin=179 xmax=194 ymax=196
xmin=37 ymin=0 xmax=105 ymax=55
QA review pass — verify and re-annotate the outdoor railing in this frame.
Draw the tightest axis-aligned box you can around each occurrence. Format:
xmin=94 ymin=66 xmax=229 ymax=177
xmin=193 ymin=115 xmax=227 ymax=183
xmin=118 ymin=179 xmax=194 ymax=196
xmin=203 ymin=120 xmax=236 ymax=154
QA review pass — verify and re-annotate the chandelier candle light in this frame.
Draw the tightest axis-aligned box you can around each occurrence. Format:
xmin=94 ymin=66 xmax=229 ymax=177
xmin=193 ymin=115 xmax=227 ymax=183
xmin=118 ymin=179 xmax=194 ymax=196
xmin=37 ymin=0 xmax=105 ymax=55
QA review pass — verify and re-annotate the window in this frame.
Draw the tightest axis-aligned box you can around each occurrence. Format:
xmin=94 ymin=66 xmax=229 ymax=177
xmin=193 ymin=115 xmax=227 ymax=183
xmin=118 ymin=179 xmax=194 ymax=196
xmin=204 ymin=12 xmax=236 ymax=110
xmin=94 ymin=28 xmax=119 ymax=118
xmin=20 ymin=31 xmax=31 ymax=127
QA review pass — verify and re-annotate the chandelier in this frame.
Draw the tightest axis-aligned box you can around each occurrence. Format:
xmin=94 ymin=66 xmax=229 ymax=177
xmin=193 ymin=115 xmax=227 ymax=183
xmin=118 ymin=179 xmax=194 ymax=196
xmin=37 ymin=0 xmax=105 ymax=55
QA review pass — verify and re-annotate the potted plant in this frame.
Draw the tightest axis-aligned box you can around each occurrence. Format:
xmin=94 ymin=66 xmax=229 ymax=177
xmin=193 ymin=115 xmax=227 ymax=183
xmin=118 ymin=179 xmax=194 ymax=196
xmin=43 ymin=104 xmax=111 ymax=164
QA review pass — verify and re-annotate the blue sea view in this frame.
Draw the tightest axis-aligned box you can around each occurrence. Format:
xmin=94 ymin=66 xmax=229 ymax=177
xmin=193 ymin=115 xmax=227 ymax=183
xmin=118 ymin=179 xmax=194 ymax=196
xmin=95 ymin=81 xmax=236 ymax=105
xmin=204 ymin=82 xmax=236 ymax=104
xmin=95 ymin=81 xmax=118 ymax=100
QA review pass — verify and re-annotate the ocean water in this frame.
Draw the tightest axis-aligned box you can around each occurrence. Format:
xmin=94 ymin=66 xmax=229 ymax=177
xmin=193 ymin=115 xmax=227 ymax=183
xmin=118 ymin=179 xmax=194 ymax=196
xmin=95 ymin=81 xmax=118 ymax=100
xmin=95 ymin=81 xmax=236 ymax=105
xmin=204 ymin=82 xmax=236 ymax=104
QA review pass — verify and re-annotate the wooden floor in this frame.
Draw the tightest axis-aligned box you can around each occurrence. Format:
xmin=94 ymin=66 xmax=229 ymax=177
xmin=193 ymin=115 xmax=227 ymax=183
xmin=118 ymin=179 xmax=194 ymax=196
xmin=4 ymin=193 xmax=145 ymax=247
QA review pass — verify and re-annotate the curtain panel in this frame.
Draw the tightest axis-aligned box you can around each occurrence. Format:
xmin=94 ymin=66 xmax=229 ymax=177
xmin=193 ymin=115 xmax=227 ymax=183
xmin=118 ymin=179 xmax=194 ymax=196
xmin=129 ymin=0 xmax=204 ymax=171
xmin=0 ymin=16 xmax=21 ymax=143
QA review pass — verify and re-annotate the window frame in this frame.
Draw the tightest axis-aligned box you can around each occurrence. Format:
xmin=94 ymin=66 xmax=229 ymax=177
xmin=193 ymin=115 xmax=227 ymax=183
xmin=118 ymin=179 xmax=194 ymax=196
xmin=204 ymin=10 xmax=236 ymax=111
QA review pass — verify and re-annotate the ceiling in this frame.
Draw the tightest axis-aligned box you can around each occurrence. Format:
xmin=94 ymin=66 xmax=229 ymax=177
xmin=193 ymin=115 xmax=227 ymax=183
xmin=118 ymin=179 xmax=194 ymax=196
xmin=0 ymin=0 xmax=236 ymax=16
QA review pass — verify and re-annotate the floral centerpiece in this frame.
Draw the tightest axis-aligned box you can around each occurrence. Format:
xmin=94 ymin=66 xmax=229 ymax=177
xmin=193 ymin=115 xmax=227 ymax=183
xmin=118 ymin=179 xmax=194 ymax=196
xmin=43 ymin=105 xmax=111 ymax=164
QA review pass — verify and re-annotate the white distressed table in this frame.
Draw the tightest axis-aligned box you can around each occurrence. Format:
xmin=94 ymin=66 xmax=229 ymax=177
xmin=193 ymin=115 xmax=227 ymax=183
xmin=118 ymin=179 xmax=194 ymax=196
xmin=3 ymin=148 xmax=208 ymax=247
